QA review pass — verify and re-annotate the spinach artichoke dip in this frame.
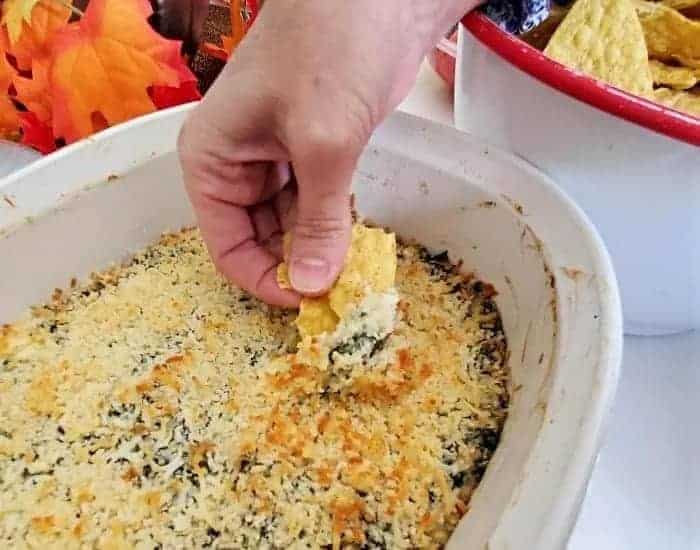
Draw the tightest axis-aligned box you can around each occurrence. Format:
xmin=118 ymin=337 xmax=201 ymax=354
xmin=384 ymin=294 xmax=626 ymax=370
xmin=0 ymin=223 xmax=509 ymax=549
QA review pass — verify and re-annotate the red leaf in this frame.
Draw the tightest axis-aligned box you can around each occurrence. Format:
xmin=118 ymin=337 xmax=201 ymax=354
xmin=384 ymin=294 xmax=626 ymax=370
xmin=150 ymin=79 xmax=201 ymax=109
xmin=19 ymin=110 xmax=55 ymax=153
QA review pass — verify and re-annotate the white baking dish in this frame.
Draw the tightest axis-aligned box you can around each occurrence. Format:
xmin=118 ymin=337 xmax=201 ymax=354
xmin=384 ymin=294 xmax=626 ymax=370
xmin=0 ymin=107 xmax=622 ymax=549
xmin=0 ymin=141 xmax=40 ymax=178
xmin=455 ymin=15 xmax=700 ymax=336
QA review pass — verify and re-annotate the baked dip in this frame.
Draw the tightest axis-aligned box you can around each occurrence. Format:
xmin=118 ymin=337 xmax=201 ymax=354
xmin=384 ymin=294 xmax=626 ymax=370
xmin=0 ymin=224 xmax=509 ymax=549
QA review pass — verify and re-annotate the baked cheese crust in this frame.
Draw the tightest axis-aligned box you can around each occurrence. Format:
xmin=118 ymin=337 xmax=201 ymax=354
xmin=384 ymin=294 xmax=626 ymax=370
xmin=0 ymin=228 xmax=508 ymax=549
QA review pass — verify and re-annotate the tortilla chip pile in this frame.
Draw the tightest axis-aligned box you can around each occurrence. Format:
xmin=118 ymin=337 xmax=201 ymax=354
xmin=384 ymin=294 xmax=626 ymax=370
xmin=522 ymin=0 xmax=700 ymax=118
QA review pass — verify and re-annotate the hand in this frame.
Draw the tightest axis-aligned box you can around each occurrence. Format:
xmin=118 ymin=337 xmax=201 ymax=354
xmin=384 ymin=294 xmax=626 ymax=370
xmin=178 ymin=0 xmax=480 ymax=306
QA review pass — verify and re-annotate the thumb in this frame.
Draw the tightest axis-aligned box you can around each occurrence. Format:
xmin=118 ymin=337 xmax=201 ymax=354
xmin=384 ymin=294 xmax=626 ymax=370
xmin=288 ymin=140 xmax=359 ymax=296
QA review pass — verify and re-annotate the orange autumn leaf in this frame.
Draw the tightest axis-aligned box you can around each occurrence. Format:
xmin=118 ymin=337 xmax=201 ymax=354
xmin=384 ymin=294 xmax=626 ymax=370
xmin=13 ymin=57 xmax=51 ymax=122
xmin=0 ymin=51 xmax=20 ymax=138
xmin=50 ymin=0 xmax=195 ymax=143
xmin=1 ymin=0 xmax=70 ymax=71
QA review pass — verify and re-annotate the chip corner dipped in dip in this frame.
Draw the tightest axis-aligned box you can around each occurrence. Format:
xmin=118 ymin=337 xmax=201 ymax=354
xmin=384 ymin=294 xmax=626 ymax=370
xmin=277 ymin=223 xmax=399 ymax=378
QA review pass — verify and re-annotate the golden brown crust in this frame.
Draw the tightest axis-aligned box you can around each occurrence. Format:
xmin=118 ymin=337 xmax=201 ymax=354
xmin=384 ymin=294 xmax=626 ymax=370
xmin=0 ymin=228 xmax=508 ymax=549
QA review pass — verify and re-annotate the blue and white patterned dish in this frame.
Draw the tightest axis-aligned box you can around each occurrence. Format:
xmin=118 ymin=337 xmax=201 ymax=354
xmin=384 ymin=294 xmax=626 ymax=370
xmin=483 ymin=0 xmax=553 ymax=34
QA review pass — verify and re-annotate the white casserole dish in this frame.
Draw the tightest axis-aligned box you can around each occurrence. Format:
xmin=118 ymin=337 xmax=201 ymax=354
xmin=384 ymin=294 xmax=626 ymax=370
xmin=455 ymin=15 xmax=700 ymax=336
xmin=0 ymin=107 xmax=622 ymax=549
xmin=0 ymin=141 xmax=40 ymax=179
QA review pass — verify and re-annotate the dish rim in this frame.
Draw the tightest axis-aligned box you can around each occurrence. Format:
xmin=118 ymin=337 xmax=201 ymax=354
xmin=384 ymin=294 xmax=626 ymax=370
xmin=461 ymin=12 xmax=700 ymax=147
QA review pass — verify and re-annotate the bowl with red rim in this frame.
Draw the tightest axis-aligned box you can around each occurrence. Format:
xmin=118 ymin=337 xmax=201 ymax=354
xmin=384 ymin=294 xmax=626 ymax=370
xmin=427 ymin=31 xmax=458 ymax=90
xmin=451 ymin=11 xmax=700 ymax=336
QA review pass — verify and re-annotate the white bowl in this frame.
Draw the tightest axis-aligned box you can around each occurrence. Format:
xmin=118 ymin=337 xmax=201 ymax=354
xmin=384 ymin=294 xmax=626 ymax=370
xmin=0 ymin=106 xmax=622 ymax=549
xmin=455 ymin=14 xmax=700 ymax=336
xmin=0 ymin=140 xmax=40 ymax=178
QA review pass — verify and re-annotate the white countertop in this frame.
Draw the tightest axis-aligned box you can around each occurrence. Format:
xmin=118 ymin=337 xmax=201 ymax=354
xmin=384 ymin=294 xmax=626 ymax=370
xmin=401 ymin=62 xmax=700 ymax=550
xmin=572 ymin=332 xmax=700 ymax=550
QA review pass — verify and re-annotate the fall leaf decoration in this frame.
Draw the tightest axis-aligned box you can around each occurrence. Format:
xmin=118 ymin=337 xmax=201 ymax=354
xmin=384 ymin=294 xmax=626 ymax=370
xmin=14 ymin=58 xmax=51 ymax=123
xmin=0 ymin=49 xmax=19 ymax=138
xmin=1 ymin=0 xmax=71 ymax=71
xmin=0 ymin=0 xmax=205 ymax=153
xmin=19 ymin=111 xmax=56 ymax=153
xmin=151 ymin=79 xmax=201 ymax=109
xmin=50 ymin=0 xmax=197 ymax=142
xmin=201 ymin=0 xmax=258 ymax=61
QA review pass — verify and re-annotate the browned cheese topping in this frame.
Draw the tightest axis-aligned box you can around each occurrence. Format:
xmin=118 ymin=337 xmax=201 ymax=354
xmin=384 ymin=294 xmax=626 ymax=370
xmin=0 ymin=228 xmax=508 ymax=549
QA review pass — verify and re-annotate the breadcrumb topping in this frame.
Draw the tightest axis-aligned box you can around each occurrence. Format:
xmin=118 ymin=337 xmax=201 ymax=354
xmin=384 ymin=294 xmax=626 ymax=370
xmin=0 ymin=228 xmax=508 ymax=549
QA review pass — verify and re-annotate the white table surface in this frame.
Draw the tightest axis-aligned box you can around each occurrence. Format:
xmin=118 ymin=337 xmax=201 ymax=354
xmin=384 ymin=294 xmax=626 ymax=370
xmin=401 ymin=62 xmax=700 ymax=550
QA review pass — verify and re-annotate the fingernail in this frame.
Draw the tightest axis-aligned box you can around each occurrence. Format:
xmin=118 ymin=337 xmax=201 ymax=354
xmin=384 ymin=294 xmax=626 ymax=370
xmin=290 ymin=257 xmax=330 ymax=294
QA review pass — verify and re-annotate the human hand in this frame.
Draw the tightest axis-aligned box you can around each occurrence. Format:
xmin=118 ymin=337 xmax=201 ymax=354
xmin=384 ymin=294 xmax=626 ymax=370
xmin=178 ymin=0 xmax=481 ymax=306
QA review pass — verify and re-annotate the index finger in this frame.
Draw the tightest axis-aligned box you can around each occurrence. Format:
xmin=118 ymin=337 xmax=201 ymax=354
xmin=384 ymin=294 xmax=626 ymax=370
xmin=185 ymin=163 xmax=301 ymax=308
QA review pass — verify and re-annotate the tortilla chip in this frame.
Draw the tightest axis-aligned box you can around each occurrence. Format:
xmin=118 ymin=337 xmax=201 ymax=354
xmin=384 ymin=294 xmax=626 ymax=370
xmin=276 ymin=233 xmax=293 ymax=290
xmin=634 ymin=0 xmax=700 ymax=68
xmin=654 ymin=87 xmax=700 ymax=116
xmin=296 ymin=298 xmax=340 ymax=337
xmin=278 ymin=223 xmax=397 ymax=338
xmin=545 ymin=0 xmax=654 ymax=96
xmin=329 ymin=225 xmax=397 ymax=319
xmin=649 ymin=59 xmax=700 ymax=89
